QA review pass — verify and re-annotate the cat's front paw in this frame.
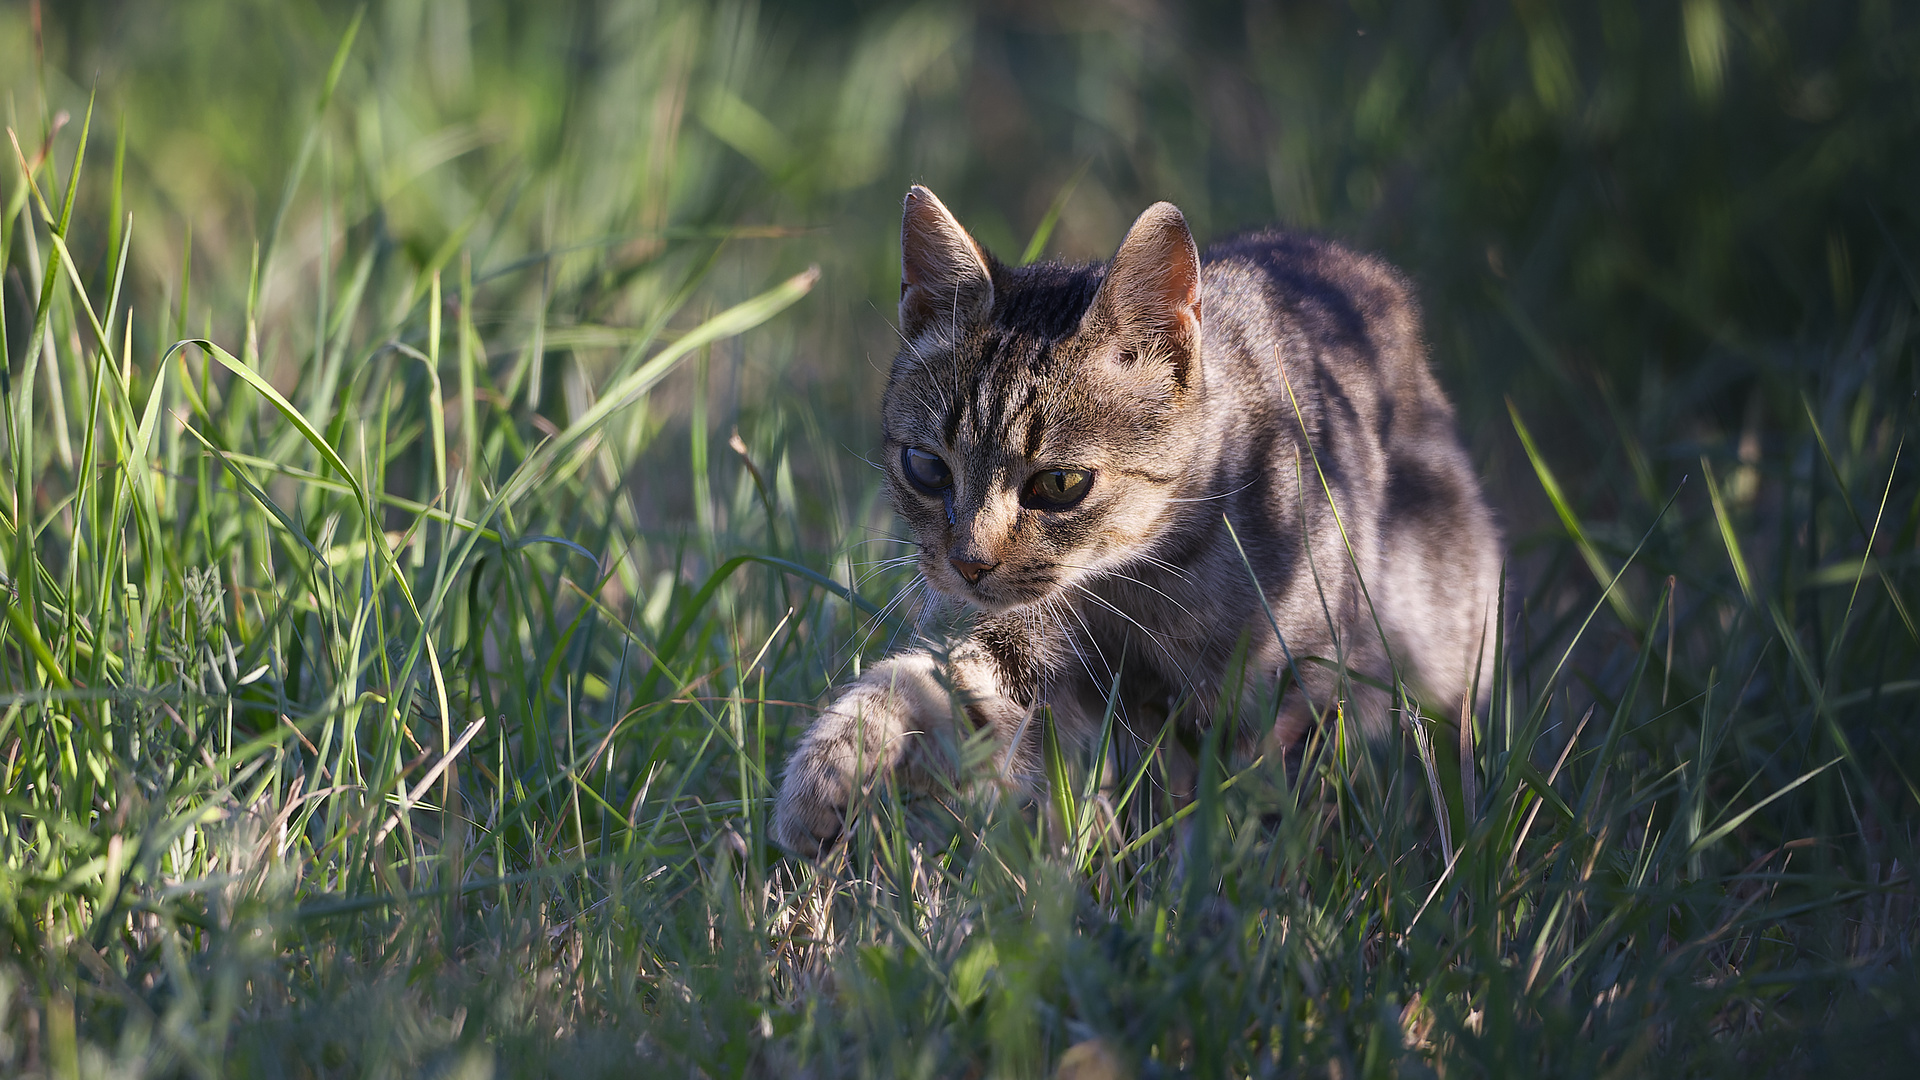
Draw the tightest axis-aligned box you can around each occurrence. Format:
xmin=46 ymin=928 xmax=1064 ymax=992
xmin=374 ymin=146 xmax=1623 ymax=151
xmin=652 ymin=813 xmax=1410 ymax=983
xmin=773 ymin=659 xmax=949 ymax=856
xmin=772 ymin=736 xmax=855 ymax=856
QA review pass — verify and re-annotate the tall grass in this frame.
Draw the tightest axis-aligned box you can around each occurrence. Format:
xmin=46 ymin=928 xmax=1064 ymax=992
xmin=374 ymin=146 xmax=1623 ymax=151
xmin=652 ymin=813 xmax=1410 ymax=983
xmin=1 ymin=1 xmax=1916 ymax=1076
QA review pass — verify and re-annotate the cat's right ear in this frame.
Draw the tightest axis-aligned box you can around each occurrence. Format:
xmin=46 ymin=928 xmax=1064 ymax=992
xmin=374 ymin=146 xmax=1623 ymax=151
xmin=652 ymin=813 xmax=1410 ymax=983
xmin=1084 ymin=202 xmax=1202 ymax=384
xmin=900 ymin=185 xmax=994 ymax=340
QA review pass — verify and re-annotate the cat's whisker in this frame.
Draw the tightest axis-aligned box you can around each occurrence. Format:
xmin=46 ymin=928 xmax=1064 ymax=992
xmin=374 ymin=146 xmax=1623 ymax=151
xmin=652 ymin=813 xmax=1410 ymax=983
xmin=854 ymin=553 xmax=921 ymax=568
xmin=884 ymin=301 xmax=964 ymax=429
xmin=901 ymin=385 xmax=945 ymax=426
xmin=1064 ymin=579 xmax=1180 ymax=661
xmin=1131 ymin=552 xmax=1194 ymax=581
xmin=838 ymin=574 xmax=928 ymax=679
xmin=1051 ymin=594 xmax=1117 ymax=689
xmin=1163 ymin=479 xmax=1258 ymax=504
xmin=852 ymin=556 xmax=922 ymax=588
xmin=1056 ymin=562 xmax=1201 ymax=623
xmin=877 ymin=575 xmax=928 ymax=629
xmin=853 ymin=564 xmax=921 ymax=589
xmin=861 ymin=581 xmax=928 ymax=666
xmin=1053 ymin=592 xmax=1115 ymax=668
xmin=885 ymin=311 xmax=934 ymax=366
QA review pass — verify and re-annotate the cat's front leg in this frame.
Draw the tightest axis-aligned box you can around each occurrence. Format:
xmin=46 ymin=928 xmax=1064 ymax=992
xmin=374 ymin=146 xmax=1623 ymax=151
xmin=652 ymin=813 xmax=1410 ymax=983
xmin=773 ymin=636 xmax=1034 ymax=855
xmin=772 ymin=651 xmax=956 ymax=854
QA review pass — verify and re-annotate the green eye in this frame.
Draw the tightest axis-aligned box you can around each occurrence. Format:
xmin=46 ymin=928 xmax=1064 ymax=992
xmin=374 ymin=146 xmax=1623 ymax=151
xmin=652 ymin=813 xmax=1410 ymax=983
xmin=1022 ymin=468 xmax=1094 ymax=510
xmin=902 ymin=447 xmax=952 ymax=494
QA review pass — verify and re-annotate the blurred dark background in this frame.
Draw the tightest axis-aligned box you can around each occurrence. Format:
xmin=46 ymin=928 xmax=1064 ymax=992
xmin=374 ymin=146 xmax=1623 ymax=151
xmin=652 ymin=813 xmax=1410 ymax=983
xmin=8 ymin=0 xmax=1918 ymax=544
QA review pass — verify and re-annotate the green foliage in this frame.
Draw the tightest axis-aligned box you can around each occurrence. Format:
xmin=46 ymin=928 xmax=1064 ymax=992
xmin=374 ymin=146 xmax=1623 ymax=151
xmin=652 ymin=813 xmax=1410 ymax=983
xmin=0 ymin=1 xmax=1915 ymax=1076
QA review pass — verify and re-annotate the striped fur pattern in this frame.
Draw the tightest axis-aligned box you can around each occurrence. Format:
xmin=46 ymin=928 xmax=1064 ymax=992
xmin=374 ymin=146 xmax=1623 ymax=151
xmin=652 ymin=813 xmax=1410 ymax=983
xmin=773 ymin=186 xmax=1501 ymax=854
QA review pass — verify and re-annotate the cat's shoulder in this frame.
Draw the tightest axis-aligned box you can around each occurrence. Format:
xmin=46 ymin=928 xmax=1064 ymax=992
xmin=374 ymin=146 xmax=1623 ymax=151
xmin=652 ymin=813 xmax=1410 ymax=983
xmin=1202 ymin=229 xmax=1416 ymax=312
xmin=1199 ymin=227 xmax=1423 ymax=362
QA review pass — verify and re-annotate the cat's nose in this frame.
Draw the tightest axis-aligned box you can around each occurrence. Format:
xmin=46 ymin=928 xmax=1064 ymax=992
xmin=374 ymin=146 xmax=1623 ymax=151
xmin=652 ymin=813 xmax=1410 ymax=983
xmin=949 ymin=556 xmax=998 ymax=584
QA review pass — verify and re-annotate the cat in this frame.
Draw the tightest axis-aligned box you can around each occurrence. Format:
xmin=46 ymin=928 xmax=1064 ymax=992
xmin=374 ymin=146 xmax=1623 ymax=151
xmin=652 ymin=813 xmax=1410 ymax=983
xmin=773 ymin=185 xmax=1501 ymax=855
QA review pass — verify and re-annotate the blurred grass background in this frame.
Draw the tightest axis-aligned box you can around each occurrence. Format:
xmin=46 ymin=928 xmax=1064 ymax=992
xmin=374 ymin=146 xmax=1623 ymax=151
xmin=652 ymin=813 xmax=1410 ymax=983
xmin=1 ymin=0 xmax=1916 ymax=1076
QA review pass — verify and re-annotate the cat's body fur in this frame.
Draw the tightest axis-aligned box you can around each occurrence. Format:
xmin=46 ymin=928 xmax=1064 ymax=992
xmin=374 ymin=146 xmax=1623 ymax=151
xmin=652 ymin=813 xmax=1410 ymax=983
xmin=773 ymin=187 xmax=1500 ymax=854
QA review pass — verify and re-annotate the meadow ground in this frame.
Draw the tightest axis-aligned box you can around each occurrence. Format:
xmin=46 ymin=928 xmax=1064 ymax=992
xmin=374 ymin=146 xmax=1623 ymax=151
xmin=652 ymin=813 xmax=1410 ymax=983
xmin=1 ymin=1 xmax=1917 ymax=1075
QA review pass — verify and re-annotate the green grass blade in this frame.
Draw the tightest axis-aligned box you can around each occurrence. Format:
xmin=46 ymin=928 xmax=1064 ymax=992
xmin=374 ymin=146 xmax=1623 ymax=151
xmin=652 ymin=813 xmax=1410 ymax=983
xmin=1019 ymin=159 xmax=1091 ymax=265
xmin=1701 ymin=456 xmax=1756 ymax=605
xmin=1511 ymin=398 xmax=1641 ymax=632
xmin=1687 ymin=757 xmax=1840 ymax=856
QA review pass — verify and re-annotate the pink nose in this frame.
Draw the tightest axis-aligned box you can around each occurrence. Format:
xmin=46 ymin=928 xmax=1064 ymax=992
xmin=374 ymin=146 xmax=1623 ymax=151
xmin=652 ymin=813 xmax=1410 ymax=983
xmin=949 ymin=556 xmax=998 ymax=584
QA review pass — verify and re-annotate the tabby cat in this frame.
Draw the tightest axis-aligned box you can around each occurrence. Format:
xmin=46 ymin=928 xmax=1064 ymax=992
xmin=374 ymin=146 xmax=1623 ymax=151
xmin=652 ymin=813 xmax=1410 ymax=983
xmin=773 ymin=186 xmax=1501 ymax=854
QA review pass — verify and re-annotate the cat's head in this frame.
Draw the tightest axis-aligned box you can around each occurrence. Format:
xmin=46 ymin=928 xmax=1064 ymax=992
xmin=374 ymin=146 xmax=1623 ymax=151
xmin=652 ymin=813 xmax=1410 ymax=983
xmin=881 ymin=185 xmax=1209 ymax=613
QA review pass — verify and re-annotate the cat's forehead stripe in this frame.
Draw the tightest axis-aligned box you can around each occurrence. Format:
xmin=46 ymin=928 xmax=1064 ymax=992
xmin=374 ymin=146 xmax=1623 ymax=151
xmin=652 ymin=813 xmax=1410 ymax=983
xmin=938 ymin=338 xmax=981 ymax=447
xmin=988 ymin=340 xmax=1048 ymax=452
xmin=940 ymin=391 xmax=963 ymax=448
xmin=973 ymin=351 xmax=998 ymax=428
xmin=984 ymin=339 xmax=1040 ymax=427
xmin=938 ymin=330 xmax=1010 ymax=448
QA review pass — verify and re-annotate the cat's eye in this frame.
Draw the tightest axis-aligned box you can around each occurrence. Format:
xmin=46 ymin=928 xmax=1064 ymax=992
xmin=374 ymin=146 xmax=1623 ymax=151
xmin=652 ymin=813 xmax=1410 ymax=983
xmin=1022 ymin=468 xmax=1094 ymax=511
xmin=901 ymin=447 xmax=952 ymax=494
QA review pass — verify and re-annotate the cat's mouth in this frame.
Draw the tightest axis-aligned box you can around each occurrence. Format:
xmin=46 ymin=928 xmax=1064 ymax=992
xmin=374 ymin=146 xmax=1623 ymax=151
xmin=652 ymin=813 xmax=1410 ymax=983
xmin=932 ymin=557 xmax=1060 ymax=613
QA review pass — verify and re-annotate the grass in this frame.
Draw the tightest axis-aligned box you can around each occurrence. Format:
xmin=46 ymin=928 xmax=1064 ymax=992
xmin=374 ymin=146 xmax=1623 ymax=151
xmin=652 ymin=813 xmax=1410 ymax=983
xmin=1 ymin=0 xmax=1917 ymax=1076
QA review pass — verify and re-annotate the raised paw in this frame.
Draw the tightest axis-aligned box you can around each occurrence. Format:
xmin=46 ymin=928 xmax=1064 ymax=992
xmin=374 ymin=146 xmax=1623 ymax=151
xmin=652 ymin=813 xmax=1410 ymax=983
xmin=772 ymin=739 xmax=853 ymax=856
xmin=772 ymin=660 xmax=949 ymax=856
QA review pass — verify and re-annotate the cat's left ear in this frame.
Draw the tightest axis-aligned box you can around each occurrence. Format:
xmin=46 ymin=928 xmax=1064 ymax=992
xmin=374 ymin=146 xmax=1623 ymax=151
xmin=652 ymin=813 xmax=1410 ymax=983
xmin=1084 ymin=202 xmax=1202 ymax=380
